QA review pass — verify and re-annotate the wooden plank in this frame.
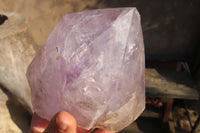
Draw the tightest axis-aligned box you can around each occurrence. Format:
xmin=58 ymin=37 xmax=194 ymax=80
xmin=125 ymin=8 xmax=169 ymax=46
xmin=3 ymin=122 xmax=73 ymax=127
xmin=163 ymin=99 xmax=173 ymax=123
xmin=145 ymin=68 xmax=199 ymax=100
xmin=168 ymin=119 xmax=176 ymax=133
xmin=141 ymin=110 xmax=160 ymax=118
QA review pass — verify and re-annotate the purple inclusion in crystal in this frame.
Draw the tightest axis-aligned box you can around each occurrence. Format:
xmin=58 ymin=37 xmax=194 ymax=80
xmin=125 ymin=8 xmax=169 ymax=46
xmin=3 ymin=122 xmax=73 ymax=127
xmin=26 ymin=8 xmax=145 ymax=131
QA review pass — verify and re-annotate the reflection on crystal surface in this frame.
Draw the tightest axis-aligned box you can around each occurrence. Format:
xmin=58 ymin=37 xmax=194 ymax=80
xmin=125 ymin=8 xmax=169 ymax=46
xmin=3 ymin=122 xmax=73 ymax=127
xmin=27 ymin=8 xmax=145 ymax=131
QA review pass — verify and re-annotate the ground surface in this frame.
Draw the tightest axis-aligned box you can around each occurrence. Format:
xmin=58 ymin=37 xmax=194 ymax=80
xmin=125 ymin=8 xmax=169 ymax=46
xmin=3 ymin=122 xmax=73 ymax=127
xmin=0 ymin=87 xmax=31 ymax=133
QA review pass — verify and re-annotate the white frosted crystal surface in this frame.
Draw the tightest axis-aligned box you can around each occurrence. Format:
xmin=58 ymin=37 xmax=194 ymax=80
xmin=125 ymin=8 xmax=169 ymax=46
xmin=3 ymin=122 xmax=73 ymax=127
xmin=26 ymin=8 xmax=145 ymax=131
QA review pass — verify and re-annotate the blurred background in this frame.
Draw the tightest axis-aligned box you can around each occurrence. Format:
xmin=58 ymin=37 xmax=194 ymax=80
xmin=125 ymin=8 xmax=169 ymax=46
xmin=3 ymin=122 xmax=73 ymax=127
xmin=0 ymin=0 xmax=200 ymax=133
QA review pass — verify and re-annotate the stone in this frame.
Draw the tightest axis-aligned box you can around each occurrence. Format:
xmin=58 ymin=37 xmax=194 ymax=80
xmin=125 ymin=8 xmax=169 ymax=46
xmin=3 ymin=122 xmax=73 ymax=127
xmin=27 ymin=8 xmax=145 ymax=131
xmin=0 ymin=12 xmax=39 ymax=113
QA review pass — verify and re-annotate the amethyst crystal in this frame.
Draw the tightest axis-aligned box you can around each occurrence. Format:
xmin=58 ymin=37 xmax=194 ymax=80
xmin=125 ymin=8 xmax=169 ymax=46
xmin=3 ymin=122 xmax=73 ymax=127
xmin=26 ymin=8 xmax=145 ymax=131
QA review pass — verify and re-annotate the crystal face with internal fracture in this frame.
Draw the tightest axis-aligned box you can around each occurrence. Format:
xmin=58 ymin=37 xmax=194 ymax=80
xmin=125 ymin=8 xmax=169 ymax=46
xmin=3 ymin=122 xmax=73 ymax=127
xmin=27 ymin=8 xmax=145 ymax=131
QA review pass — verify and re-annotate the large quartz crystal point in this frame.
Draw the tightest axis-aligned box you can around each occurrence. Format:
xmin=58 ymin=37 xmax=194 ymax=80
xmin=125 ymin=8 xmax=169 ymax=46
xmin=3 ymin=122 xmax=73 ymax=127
xmin=27 ymin=8 xmax=145 ymax=131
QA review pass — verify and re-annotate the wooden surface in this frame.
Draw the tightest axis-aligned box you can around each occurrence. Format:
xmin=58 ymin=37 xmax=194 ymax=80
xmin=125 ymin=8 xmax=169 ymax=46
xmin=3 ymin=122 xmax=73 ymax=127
xmin=145 ymin=68 xmax=199 ymax=100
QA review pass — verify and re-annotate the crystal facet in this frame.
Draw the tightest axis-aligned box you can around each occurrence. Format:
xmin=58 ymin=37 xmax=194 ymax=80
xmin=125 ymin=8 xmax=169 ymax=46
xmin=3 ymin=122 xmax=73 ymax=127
xmin=26 ymin=8 xmax=145 ymax=131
